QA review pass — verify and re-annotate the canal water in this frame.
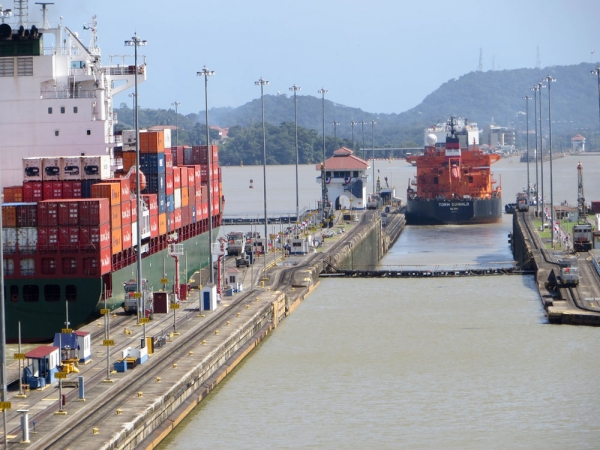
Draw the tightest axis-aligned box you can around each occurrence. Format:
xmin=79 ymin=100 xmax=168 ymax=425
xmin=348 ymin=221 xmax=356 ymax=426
xmin=159 ymin=155 xmax=600 ymax=449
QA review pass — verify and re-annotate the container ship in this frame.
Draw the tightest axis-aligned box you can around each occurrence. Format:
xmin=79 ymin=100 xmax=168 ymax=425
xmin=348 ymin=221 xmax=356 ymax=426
xmin=0 ymin=9 xmax=222 ymax=341
xmin=405 ymin=118 xmax=502 ymax=225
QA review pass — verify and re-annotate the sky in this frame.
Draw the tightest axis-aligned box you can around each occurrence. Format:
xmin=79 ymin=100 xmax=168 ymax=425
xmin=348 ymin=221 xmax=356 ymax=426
xmin=14 ymin=0 xmax=600 ymax=115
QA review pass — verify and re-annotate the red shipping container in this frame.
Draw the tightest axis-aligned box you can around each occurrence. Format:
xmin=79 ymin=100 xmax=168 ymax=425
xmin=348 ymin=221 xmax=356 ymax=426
xmin=181 ymin=206 xmax=190 ymax=227
xmin=149 ymin=214 xmax=159 ymax=238
xmin=173 ymin=168 xmax=181 ymax=189
xmin=171 ymin=146 xmax=184 ymax=166
xmin=165 ymin=173 xmax=174 ymax=195
xmin=121 ymin=223 xmax=132 ymax=250
xmin=79 ymin=223 xmax=111 ymax=251
xmin=58 ymin=226 xmax=79 ymax=251
xmin=121 ymin=200 xmax=131 ymax=226
xmin=37 ymin=201 xmax=59 ymax=227
xmin=15 ymin=204 xmax=37 ymax=227
xmin=104 ymin=178 xmax=131 ymax=202
xmin=164 ymin=151 xmax=173 ymax=170
xmin=23 ymin=182 xmax=43 ymax=202
xmin=186 ymin=166 xmax=196 ymax=186
xmin=110 ymin=204 xmax=122 ymax=229
xmin=131 ymin=199 xmax=137 ymax=224
xmin=180 ymin=167 xmax=188 ymax=188
xmin=91 ymin=182 xmax=121 ymax=206
xmin=100 ymin=246 xmax=112 ymax=274
xmin=188 ymin=186 xmax=196 ymax=206
xmin=111 ymin=227 xmax=122 ymax=255
xmin=142 ymin=194 xmax=158 ymax=214
xmin=3 ymin=186 xmax=24 ymax=203
xmin=58 ymin=201 xmax=79 ymax=226
xmin=174 ymin=209 xmax=182 ymax=229
xmin=168 ymin=211 xmax=175 ymax=231
xmin=62 ymin=180 xmax=83 ymax=199
xmin=79 ymin=199 xmax=110 ymax=226
xmin=37 ymin=227 xmax=59 ymax=252
xmin=42 ymin=181 xmax=62 ymax=200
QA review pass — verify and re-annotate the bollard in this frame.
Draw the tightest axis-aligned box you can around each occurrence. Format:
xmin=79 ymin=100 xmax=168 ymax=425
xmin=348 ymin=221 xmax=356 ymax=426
xmin=17 ymin=410 xmax=30 ymax=443
xmin=78 ymin=376 xmax=85 ymax=402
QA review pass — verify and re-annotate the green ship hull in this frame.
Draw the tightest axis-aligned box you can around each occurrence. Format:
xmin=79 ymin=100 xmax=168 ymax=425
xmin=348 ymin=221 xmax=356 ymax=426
xmin=4 ymin=227 xmax=219 ymax=343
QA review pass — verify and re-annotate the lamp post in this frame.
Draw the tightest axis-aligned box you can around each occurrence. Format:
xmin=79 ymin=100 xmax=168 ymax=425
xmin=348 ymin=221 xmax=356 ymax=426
xmin=523 ymin=95 xmax=531 ymax=201
xmin=125 ymin=33 xmax=147 ymax=347
xmin=370 ymin=120 xmax=376 ymax=193
xmin=350 ymin=120 xmax=357 ymax=151
xmin=531 ymin=85 xmax=540 ymax=216
xmin=359 ymin=121 xmax=367 ymax=159
xmin=289 ymin=84 xmax=301 ymax=226
xmin=592 ymin=67 xmax=600 ymax=147
xmin=171 ymin=101 xmax=180 ymax=146
xmin=128 ymin=93 xmax=135 ymax=127
xmin=318 ymin=88 xmax=328 ymax=224
xmin=544 ymin=75 xmax=556 ymax=248
xmin=331 ymin=121 xmax=340 ymax=150
xmin=538 ymin=81 xmax=546 ymax=223
xmin=197 ymin=67 xmax=214 ymax=283
xmin=256 ymin=78 xmax=269 ymax=271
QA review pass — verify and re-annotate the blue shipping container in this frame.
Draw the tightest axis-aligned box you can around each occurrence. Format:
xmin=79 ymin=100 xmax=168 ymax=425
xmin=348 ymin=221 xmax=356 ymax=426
xmin=166 ymin=194 xmax=175 ymax=213
xmin=158 ymin=191 xmax=167 ymax=214
xmin=140 ymin=153 xmax=166 ymax=174
xmin=143 ymin=173 xmax=166 ymax=195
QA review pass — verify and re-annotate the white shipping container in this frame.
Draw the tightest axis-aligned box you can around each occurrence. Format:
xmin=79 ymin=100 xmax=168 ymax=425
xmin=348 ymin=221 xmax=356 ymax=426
xmin=20 ymin=258 xmax=35 ymax=276
xmin=61 ymin=156 xmax=82 ymax=181
xmin=17 ymin=227 xmax=38 ymax=253
xmin=81 ymin=155 xmax=111 ymax=180
xmin=22 ymin=157 xmax=43 ymax=181
xmin=122 ymin=130 xmax=137 ymax=146
xmin=174 ymin=188 xmax=181 ymax=209
xmin=2 ymin=228 xmax=17 ymax=253
xmin=42 ymin=157 xmax=61 ymax=181
xmin=163 ymin=129 xmax=171 ymax=149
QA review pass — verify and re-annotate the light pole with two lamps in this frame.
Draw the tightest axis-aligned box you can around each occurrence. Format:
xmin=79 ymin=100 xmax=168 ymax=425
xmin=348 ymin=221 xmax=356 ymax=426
xmin=289 ymin=84 xmax=301 ymax=227
xmin=523 ymin=95 xmax=531 ymax=202
xmin=256 ymin=78 xmax=269 ymax=271
xmin=370 ymin=120 xmax=376 ymax=193
xmin=197 ymin=67 xmax=214 ymax=284
xmin=124 ymin=33 xmax=147 ymax=347
xmin=318 ymin=88 xmax=328 ymax=225
xmin=544 ymin=75 xmax=556 ymax=248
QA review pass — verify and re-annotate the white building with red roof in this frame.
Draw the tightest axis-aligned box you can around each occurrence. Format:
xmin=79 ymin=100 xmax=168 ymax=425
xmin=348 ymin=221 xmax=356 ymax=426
xmin=315 ymin=147 xmax=370 ymax=210
xmin=571 ymin=134 xmax=586 ymax=152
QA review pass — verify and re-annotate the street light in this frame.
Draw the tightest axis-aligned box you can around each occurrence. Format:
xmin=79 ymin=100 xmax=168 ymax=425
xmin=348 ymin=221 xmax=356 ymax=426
xmin=197 ymin=67 xmax=215 ymax=283
xmin=331 ymin=120 xmax=340 ymax=149
xmin=359 ymin=121 xmax=367 ymax=159
xmin=124 ymin=32 xmax=147 ymax=347
xmin=318 ymin=88 xmax=328 ymax=224
xmin=171 ymin=101 xmax=180 ymax=146
xmin=256 ymin=77 xmax=269 ymax=272
xmin=544 ymin=75 xmax=556 ymax=248
xmin=370 ymin=120 xmax=376 ymax=193
xmin=523 ymin=95 xmax=532 ymax=201
xmin=537 ymin=81 xmax=546 ymax=221
xmin=289 ymin=84 xmax=301 ymax=226
xmin=128 ymin=93 xmax=135 ymax=126
xmin=592 ymin=67 xmax=600 ymax=146
xmin=349 ymin=120 xmax=357 ymax=151
xmin=531 ymin=84 xmax=540 ymax=216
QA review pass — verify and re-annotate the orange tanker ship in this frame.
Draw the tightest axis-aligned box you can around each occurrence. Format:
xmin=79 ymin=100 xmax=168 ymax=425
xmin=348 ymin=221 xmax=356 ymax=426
xmin=406 ymin=117 xmax=502 ymax=225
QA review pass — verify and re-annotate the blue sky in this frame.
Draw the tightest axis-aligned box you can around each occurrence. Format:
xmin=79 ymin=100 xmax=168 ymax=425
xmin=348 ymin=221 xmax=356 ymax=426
xmin=17 ymin=0 xmax=600 ymax=115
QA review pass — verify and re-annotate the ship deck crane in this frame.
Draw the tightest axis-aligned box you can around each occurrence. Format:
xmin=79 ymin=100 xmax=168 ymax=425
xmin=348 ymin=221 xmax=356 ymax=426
xmin=577 ymin=161 xmax=589 ymax=224
xmin=573 ymin=162 xmax=593 ymax=252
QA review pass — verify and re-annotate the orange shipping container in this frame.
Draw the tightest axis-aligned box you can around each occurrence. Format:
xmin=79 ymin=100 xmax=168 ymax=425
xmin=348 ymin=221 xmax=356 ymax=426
xmin=91 ymin=183 xmax=121 ymax=206
xmin=4 ymin=186 xmax=24 ymax=203
xmin=181 ymin=187 xmax=189 ymax=207
xmin=111 ymin=204 xmax=122 ymax=229
xmin=140 ymin=131 xmax=165 ymax=154
xmin=2 ymin=205 xmax=17 ymax=228
xmin=158 ymin=212 xmax=167 ymax=235
xmin=180 ymin=167 xmax=189 ymax=188
xmin=111 ymin=227 xmax=122 ymax=255
xmin=104 ymin=178 xmax=131 ymax=202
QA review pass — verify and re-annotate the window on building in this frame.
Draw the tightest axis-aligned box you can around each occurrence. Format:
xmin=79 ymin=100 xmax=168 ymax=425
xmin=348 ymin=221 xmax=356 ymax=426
xmin=23 ymin=285 xmax=40 ymax=302
xmin=17 ymin=57 xmax=33 ymax=76
xmin=87 ymin=130 xmax=91 ymax=135
xmin=55 ymin=130 xmax=59 ymax=137
xmin=73 ymin=106 xmax=78 ymax=113
xmin=60 ymin=106 xmax=65 ymax=114
xmin=44 ymin=285 xmax=61 ymax=302
xmin=66 ymin=285 xmax=77 ymax=301
xmin=0 ymin=58 xmax=14 ymax=77
xmin=48 ymin=107 xmax=53 ymax=114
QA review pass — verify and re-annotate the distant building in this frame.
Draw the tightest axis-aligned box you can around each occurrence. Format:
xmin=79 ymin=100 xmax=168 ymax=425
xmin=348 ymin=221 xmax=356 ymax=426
xmin=571 ymin=134 xmax=586 ymax=152
xmin=315 ymin=147 xmax=369 ymax=210
xmin=481 ymin=125 xmax=515 ymax=149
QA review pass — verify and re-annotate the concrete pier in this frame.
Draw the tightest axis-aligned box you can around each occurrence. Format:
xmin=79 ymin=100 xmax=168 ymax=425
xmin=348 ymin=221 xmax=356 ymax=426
xmin=0 ymin=209 xmax=403 ymax=449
